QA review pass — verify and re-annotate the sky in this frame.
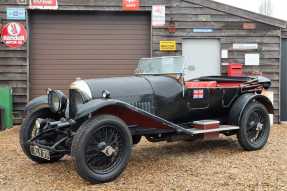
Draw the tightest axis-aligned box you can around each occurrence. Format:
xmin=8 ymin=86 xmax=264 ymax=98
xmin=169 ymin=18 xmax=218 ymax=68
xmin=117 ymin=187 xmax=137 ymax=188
xmin=214 ymin=0 xmax=287 ymax=20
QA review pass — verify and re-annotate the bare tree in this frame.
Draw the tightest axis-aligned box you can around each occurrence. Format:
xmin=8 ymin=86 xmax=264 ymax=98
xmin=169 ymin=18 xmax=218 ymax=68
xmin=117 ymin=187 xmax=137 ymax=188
xmin=259 ymin=0 xmax=273 ymax=16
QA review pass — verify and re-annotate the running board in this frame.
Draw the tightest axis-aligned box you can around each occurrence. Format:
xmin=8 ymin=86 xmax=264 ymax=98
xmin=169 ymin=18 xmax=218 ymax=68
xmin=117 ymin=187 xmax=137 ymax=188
xmin=186 ymin=125 xmax=240 ymax=135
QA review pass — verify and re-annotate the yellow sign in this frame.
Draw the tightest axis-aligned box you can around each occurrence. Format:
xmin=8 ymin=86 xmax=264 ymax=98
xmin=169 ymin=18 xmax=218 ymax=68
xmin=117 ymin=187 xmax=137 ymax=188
xmin=160 ymin=40 xmax=177 ymax=51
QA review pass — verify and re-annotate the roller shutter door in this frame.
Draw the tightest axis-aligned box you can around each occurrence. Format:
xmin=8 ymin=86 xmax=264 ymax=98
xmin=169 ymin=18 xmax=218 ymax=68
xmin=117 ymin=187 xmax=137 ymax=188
xmin=29 ymin=11 xmax=150 ymax=98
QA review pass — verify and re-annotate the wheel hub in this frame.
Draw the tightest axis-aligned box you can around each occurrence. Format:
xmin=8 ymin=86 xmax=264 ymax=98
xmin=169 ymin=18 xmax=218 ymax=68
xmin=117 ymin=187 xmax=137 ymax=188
xmin=97 ymin=142 xmax=116 ymax=157
xmin=256 ymin=123 xmax=263 ymax=131
xmin=97 ymin=142 xmax=107 ymax=150
xmin=101 ymin=145 xmax=116 ymax=157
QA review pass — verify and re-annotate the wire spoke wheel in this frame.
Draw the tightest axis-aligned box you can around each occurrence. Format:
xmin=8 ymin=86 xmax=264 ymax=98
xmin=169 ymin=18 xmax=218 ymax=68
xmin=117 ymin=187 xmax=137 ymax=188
xmin=72 ymin=115 xmax=132 ymax=183
xmin=238 ymin=102 xmax=271 ymax=151
xmin=85 ymin=125 xmax=123 ymax=173
xmin=19 ymin=109 xmax=65 ymax=163
xmin=246 ymin=110 xmax=268 ymax=143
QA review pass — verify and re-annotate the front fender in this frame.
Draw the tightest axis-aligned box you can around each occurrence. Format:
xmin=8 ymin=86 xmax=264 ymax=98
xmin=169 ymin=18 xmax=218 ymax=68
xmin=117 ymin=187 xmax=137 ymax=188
xmin=24 ymin=95 xmax=49 ymax=114
xmin=74 ymin=99 xmax=189 ymax=133
xmin=229 ymin=93 xmax=274 ymax=125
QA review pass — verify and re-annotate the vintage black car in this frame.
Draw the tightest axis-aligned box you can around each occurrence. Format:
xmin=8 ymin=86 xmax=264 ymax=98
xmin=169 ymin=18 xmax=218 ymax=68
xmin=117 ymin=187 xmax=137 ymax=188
xmin=20 ymin=56 xmax=273 ymax=183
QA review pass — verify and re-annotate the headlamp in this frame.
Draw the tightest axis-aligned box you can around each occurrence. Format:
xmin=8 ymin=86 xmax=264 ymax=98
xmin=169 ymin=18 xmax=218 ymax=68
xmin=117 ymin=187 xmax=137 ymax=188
xmin=48 ymin=90 xmax=67 ymax=113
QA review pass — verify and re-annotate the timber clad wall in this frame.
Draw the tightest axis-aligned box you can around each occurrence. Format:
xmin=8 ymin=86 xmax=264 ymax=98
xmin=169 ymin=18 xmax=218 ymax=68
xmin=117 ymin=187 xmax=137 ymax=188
xmin=0 ymin=0 xmax=285 ymax=123
xmin=282 ymin=28 xmax=287 ymax=38
xmin=0 ymin=2 xmax=27 ymax=124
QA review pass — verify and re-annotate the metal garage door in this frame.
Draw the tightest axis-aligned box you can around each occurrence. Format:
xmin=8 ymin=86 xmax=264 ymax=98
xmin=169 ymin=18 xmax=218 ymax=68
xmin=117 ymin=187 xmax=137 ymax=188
xmin=29 ymin=11 xmax=150 ymax=99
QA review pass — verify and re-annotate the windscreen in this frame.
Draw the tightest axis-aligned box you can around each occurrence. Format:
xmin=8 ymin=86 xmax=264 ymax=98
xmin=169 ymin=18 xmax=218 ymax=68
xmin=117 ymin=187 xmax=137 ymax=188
xmin=135 ymin=56 xmax=184 ymax=75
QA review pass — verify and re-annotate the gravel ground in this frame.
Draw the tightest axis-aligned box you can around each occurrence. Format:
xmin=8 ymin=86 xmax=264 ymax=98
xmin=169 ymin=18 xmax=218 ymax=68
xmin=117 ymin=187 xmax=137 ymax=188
xmin=0 ymin=125 xmax=287 ymax=191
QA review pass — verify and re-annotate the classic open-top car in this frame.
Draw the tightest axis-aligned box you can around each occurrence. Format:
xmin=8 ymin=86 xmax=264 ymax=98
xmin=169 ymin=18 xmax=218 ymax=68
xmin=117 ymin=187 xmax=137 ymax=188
xmin=20 ymin=56 xmax=273 ymax=183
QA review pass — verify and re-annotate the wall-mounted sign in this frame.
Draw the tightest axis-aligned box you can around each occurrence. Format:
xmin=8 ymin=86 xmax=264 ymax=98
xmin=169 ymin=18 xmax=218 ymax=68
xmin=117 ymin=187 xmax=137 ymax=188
xmin=242 ymin=23 xmax=256 ymax=30
xmin=160 ymin=40 xmax=177 ymax=51
xmin=152 ymin=5 xmax=165 ymax=27
xmin=29 ymin=0 xmax=58 ymax=10
xmin=6 ymin=7 xmax=26 ymax=20
xmin=221 ymin=49 xmax=228 ymax=59
xmin=233 ymin=43 xmax=258 ymax=50
xmin=1 ymin=22 xmax=27 ymax=48
xmin=245 ymin=53 xmax=260 ymax=66
xmin=193 ymin=28 xmax=213 ymax=33
xmin=122 ymin=0 xmax=140 ymax=11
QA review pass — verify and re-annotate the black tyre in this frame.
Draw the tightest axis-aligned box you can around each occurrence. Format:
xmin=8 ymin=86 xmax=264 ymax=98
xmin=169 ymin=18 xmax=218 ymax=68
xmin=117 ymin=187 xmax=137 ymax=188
xmin=71 ymin=115 xmax=132 ymax=183
xmin=20 ymin=109 xmax=65 ymax=163
xmin=237 ymin=101 xmax=271 ymax=151
xmin=132 ymin=135 xmax=142 ymax=145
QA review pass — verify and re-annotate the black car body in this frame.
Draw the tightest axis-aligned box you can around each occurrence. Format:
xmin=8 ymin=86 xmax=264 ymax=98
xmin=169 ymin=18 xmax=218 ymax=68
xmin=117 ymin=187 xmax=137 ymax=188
xmin=20 ymin=56 xmax=273 ymax=183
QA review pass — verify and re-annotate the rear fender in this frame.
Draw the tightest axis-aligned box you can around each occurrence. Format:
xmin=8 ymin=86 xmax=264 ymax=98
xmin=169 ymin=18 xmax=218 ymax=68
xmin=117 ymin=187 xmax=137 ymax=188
xmin=229 ymin=93 xmax=274 ymax=125
xmin=24 ymin=95 xmax=49 ymax=114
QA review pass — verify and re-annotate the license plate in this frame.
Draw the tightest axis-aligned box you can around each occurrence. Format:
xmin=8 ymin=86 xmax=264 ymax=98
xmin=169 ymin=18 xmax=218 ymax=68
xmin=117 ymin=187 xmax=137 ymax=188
xmin=30 ymin=145 xmax=50 ymax=160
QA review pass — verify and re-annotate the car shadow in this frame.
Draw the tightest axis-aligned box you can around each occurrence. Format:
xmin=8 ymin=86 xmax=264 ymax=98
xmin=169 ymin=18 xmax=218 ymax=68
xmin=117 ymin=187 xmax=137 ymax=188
xmin=131 ymin=137 xmax=242 ymax=160
xmin=28 ymin=136 xmax=244 ymax=186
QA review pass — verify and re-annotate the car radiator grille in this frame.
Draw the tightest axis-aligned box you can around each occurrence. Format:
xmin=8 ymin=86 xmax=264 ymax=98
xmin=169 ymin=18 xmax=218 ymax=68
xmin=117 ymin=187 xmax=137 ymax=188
xmin=131 ymin=101 xmax=153 ymax=113
xmin=118 ymin=95 xmax=154 ymax=114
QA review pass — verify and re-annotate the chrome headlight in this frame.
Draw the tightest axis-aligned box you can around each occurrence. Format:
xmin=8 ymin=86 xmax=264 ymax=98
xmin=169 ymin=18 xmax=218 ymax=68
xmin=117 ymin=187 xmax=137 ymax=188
xmin=48 ymin=90 xmax=67 ymax=113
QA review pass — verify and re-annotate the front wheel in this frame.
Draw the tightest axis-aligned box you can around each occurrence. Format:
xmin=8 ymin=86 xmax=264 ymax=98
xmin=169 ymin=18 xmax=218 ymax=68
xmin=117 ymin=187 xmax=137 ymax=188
xmin=237 ymin=102 xmax=271 ymax=151
xmin=71 ymin=115 xmax=132 ymax=183
xmin=20 ymin=109 xmax=65 ymax=163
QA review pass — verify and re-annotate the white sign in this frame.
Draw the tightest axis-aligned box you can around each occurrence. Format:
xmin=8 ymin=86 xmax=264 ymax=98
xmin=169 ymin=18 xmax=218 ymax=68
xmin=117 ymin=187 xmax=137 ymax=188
xmin=6 ymin=7 xmax=26 ymax=20
xmin=152 ymin=5 xmax=165 ymax=27
xmin=245 ymin=53 xmax=260 ymax=65
xmin=221 ymin=49 xmax=228 ymax=58
xmin=193 ymin=28 xmax=213 ymax=33
xmin=233 ymin=43 xmax=258 ymax=50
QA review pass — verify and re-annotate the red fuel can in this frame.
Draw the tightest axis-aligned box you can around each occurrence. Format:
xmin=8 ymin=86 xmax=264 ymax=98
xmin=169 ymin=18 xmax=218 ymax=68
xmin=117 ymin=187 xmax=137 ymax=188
xmin=227 ymin=63 xmax=243 ymax=77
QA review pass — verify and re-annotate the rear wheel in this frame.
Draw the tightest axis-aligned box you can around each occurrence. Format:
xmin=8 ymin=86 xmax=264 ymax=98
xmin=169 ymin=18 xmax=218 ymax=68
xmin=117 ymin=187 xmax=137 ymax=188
xmin=237 ymin=102 xmax=271 ymax=151
xmin=71 ymin=115 xmax=132 ymax=183
xmin=20 ymin=109 xmax=65 ymax=163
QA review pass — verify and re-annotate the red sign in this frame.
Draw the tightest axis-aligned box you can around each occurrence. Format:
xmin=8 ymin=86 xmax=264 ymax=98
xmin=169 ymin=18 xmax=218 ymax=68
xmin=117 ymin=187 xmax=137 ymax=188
xmin=242 ymin=23 xmax=256 ymax=30
xmin=1 ymin=22 xmax=27 ymax=48
xmin=122 ymin=0 xmax=140 ymax=11
xmin=29 ymin=0 xmax=58 ymax=9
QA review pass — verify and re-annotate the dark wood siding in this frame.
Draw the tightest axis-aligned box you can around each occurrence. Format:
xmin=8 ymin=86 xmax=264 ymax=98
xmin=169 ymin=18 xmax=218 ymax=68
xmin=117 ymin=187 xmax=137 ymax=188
xmin=29 ymin=11 xmax=151 ymax=98
xmin=282 ymin=28 xmax=287 ymax=39
xmin=0 ymin=0 xmax=284 ymax=123
xmin=0 ymin=5 xmax=27 ymax=124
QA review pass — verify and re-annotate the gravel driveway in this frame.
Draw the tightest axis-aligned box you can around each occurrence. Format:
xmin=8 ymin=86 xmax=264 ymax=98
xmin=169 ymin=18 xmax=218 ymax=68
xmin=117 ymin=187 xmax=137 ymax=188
xmin=0 ymin=125 xmax=286 ymax=191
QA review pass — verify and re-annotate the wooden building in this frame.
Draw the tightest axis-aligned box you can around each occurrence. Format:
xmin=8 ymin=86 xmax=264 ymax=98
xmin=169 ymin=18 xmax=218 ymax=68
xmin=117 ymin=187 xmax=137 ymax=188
xmin=0 ymin=0 xmax=286 ymax=123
